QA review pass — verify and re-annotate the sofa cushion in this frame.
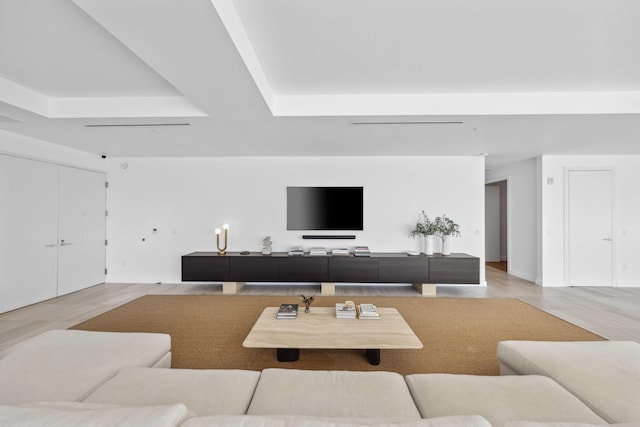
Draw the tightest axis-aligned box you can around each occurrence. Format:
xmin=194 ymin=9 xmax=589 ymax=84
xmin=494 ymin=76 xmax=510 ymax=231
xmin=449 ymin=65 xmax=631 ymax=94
xmin=405 ymin=374 xmax=605 ymax=427
xmin=84 ymin=367 xmax=261 ymax=416
xmin=247 ymin=369 xmax=421 ymax=420
xmin=182 ymin=414 xmax=493 ymax=427
xmin=497 ymin=340 xmax=640 ymax=424
xmin=0 ymin=403 xmax=190 ymax=427
xmin=0 ymin=330 xmax=171 ymax=405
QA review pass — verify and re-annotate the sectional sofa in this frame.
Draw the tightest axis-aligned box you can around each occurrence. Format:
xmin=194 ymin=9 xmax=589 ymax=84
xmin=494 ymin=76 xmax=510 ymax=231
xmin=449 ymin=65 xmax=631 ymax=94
xmin=0 ymin=330 xmax=638 ymax=427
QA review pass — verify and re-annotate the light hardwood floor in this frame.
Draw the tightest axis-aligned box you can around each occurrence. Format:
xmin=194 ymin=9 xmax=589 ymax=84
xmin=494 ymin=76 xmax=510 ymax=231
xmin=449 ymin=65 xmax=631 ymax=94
xmin=1 ymin=266 xmax=639 ymax=352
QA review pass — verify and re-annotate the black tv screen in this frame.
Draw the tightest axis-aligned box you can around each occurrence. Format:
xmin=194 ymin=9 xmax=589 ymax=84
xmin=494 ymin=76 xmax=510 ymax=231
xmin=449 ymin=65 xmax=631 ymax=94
xmin=287 ymin=187 xmax=363 ymax=231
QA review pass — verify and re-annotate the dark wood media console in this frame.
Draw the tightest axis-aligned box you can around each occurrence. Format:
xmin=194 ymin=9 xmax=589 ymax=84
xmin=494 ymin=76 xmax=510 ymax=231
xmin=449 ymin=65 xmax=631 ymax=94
xmin=182 ymin=252 xmax=480 ymax=295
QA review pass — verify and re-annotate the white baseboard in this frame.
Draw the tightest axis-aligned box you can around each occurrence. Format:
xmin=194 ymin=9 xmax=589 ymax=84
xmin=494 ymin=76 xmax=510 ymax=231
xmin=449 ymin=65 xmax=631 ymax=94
xmin=506 ymin=269 xmax=536 ymax=283
xmin=437 ymin=281 xmax=487 ymax=287
xmin=534 ymin=280 xmax=567 ymax=287
xmin=105 ymin=276 xmax=168 ymax=284
xmin=614 ymin=281 xmax=640 ymax=288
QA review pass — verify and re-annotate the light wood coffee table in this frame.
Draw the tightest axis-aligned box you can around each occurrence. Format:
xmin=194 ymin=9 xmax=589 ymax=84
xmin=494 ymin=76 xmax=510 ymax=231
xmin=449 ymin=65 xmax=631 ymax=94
xmin=243 ymin=306 xmax=423 ymax=365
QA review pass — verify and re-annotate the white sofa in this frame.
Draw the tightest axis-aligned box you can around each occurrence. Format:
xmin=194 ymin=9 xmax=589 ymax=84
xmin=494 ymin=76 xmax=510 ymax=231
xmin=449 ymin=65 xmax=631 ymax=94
xmin=497 ymin=340 xmax=640 ymax=424
xmin=0 ymin=330 xmax=170 ymax=405
xmin=0 ymin=330 xmax=638 ymax=427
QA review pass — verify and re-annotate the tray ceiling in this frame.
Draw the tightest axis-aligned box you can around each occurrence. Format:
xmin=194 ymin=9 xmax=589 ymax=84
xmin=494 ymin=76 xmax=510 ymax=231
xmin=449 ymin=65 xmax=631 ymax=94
xmin=1 ymin=0 xmax=639 ymax=168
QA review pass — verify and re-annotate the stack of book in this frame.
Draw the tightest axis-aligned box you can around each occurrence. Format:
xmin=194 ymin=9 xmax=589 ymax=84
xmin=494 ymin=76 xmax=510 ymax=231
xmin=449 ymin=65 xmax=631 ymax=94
xmin=331 ymin=248 xmax=350 ymax=256
xmin=357 ymin=303 xmax=380 ymax=319
xmin=276 ymin=303 xmax=299 ymax=319
xmin=287 ymin=246 xmax=305 ymax=257
xmin=354 ymin=246 xmax=371 ymax=257
xmin=335 ymin=301 xmax=357 ymax=319
xmin=309 ymin=247 xmax=327 ymax=256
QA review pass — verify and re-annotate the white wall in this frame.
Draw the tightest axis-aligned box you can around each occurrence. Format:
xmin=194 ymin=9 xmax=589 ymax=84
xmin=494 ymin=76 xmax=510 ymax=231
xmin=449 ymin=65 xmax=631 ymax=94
xmin=540 ymin=155 xmax=640 ymax=287
xmin=486 ymin=158 xmax=538 ymax=282
xmin=105 ymin=156 xmax=486 ymax=284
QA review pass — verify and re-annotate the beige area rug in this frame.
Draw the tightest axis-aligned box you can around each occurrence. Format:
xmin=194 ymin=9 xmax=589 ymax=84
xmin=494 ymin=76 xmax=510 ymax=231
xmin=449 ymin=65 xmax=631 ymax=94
xmin=71 ymin=295 xmax=604 ymax=376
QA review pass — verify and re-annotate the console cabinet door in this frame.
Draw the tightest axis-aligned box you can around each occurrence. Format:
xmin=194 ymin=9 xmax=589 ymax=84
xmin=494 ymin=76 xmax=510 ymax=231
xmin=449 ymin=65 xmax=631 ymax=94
xmin=279 ymin=257 xmax=328 ymax=281
xmin=429 ymin=256 xmax=479 ymax=284
xmin=182 ymin=254 xmax=229 ymax=281
xmin=329 ymin=257 xmax=378 ymax=282
xmin=230 ymin=256 xmax=278 ymax=281
xmin=378 ymin=257 xmax=429 ymax=283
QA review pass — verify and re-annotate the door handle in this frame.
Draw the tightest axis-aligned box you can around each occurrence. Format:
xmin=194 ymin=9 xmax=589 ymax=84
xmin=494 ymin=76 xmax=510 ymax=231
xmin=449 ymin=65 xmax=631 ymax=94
xmin=45 ymin=243 xmax=58 ymax=248
xmin=60 ymin=241 xmax=73 ymax=246
xmin=602 ymin=238 xmax=612 ymax=241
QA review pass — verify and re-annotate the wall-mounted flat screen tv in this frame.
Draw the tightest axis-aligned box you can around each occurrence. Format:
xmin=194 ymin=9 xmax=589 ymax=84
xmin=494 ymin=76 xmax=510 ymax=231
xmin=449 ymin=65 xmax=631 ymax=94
xmin=287 ymin=187 xmax=363 ymax=230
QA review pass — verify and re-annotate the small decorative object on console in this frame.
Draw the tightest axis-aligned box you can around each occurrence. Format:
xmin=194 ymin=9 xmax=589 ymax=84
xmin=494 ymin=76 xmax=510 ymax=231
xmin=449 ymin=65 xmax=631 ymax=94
xmin=409 ymin=211 xmax=437 ymax=255
xmin=287 ymin=246 xmax=304 ymax=256
xmin=354 ymin=246 xmax=371 ymax=257
xmin=309 ymin=247 xmax=327 ymax=256
xmin=300 ymin=295 xmax=315 ymax=313
xmin=434 ymin=215 xmax=461 ymax=256
xmin=262 ymin=236 xmax=272 ymax=255
xmin=215 ymin=223 xmax=229 ymax=255
xmin=331 ymin=248 xmax=350 ymax=256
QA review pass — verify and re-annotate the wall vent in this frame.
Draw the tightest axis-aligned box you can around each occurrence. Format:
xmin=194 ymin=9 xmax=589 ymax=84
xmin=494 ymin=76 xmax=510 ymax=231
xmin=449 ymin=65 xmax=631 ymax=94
xmin=85 ymin=123 xmax=190 ymax=128
xmin=350 ymin=120 xmax=463 ymax=125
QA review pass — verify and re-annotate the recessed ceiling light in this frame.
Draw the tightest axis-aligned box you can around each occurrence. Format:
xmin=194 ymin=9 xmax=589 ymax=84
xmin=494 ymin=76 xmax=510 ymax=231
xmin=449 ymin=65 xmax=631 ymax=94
xmin=350 ymin=120 xmax=463 ymax=125
xmin=84 ymin=123 xmax=190 ymax=128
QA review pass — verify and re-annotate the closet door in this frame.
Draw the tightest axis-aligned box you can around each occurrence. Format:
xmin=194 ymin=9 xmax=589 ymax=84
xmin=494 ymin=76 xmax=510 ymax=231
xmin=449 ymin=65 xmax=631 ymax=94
xmin=567 ymin=169 xmax=614 ymax=286
xmin=0 ymin=155 xmax=59 ymax=313
xmin=57 ymin=167 xmax=106 ymax=295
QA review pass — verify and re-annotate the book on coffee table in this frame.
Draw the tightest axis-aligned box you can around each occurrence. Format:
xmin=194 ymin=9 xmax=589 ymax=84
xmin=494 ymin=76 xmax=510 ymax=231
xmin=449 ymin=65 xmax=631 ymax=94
xmin=357 ymin=303 xmax=380 ymax=319
xmin=335 ymin=302 xmax=357 ymax=319
xmin=276 ymin=304 xmax=298 ymax=319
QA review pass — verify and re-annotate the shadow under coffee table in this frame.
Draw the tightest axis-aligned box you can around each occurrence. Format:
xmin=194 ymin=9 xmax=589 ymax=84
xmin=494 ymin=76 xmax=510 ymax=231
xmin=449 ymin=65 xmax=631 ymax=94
xmin=243 ymin=306 xmax=423 ymax=365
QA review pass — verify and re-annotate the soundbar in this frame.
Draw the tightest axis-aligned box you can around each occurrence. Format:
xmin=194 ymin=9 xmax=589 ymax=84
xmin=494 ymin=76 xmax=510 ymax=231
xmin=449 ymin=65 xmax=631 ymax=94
xmin=302 ymin=235 xmax=356 ymax=240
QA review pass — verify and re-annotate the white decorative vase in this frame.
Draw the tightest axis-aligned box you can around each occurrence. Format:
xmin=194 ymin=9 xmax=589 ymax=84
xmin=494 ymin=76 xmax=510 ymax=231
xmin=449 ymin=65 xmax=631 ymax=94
xmin=425 ymin=235 xmax=434 ymax=256
xmin=441 ymin=235 xmax=451 ymax=256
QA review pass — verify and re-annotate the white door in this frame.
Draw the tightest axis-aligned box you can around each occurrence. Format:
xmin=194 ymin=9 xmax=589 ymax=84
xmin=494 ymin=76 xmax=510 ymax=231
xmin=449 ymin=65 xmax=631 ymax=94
xmin=57 ymin=167 xmax=106 ymax=295
xmin=567 ymin=169 xmax=613 ymax=286
xmin=485 ymin=185 xmax=501 ymax=262
xmin=0 ymin=155 xmax=59 ymax=313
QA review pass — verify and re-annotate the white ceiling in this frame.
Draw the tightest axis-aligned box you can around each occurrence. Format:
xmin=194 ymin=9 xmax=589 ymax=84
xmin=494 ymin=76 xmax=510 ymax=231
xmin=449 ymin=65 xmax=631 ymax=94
xmin=1 ymin=0 xmax=639 ymax=169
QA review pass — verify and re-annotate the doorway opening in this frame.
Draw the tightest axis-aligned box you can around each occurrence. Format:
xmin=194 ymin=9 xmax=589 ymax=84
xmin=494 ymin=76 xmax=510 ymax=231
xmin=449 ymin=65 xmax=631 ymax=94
xmin=485 ymin=180 xmax=508 ymax=272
